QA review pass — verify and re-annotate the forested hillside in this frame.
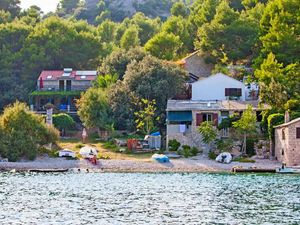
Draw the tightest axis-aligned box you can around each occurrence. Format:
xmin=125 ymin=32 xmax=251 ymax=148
xmin=0 ymin=0 xmax=299 ymax=116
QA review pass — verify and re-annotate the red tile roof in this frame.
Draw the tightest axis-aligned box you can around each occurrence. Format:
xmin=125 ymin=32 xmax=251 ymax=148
xmin=38 ymin=70 xmax=97 ymax=81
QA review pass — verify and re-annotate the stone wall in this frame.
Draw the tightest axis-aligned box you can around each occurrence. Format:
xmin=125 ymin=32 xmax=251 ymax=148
xmin=275 ymin=120 xmax=300 ymax=166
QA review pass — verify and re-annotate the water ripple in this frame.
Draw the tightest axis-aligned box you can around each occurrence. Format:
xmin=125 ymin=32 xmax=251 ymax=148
xmin=0 ymin=172 xmax=299 ymax=224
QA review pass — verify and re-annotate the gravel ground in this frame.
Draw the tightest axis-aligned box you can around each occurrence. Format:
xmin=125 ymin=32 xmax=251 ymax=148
xmin=0 ymin=155 xmax=281 ymax=173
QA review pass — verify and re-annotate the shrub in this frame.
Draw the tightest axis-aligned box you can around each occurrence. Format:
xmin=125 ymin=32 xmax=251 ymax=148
xmin=53 ymin=113 xmax=75 ymax=132
xmin=182 ymin=145 xmax=191 ymax=158
xmin=246 ymin=138 xmax=258 ymax=156
xmin=168 ymin=139 xmax=181 ymax=151
xmin=103 ymin=141 xmax=118 ymax=152
xmin=215 ymin=139 xmax=234 ymax=152
xmin=198 ymin=121 xmax=217 ymax=150
xmin=267 ymin=113 xmax=284 ymax=139
xmin=218 ymin=113 xmax=240 ymax=130
xmin=208 ymin=151 xmax=217 ymax=160
xmin=190 ymin=147 xmax=199 ymax=156
xmin=0 ymin=101 xmax=59 ymax=161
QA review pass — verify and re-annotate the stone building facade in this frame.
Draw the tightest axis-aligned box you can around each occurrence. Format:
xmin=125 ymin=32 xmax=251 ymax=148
xmin=274 ymin=118 xmax=300 ymax=166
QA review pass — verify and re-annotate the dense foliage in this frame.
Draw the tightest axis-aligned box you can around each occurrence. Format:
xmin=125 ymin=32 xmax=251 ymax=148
xmin=0 ymin=0 xmax=299 ymax=136
xmin=53 ymin=113 xmax=75 ymax=133
xmin=76 ymin=88 xmax=113 ymax=131
xmin=0 ymin=102 xmax=59 ymax=161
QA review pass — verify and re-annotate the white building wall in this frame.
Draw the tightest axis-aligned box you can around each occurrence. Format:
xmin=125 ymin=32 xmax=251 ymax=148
xmin=191 ymin=73 xmax=246 ymax=101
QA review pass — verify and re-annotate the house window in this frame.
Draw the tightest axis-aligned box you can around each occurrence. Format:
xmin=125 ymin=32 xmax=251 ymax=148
xmin=296 ymin=128 xmax=300 ymax=139
xmin=282 ymin=129 xmax=285 ymax=140
xmin=225 ymin=88 xmax=242 ymax=97
xmin=203 ymin=113 xmax=213 ymax=122
xmin=59 ymin=80 xmax=65 ymax=91
xmin=66 ymin=80 xmax=71 ymax=91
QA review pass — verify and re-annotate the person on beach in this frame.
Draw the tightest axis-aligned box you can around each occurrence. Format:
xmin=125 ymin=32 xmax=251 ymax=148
xmin=82 ymin=128 xmax=87 ymax=143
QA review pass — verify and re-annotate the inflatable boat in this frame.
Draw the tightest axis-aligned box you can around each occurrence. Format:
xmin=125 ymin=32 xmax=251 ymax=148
xmin=152 ymin=154 xmax=170 ymax=163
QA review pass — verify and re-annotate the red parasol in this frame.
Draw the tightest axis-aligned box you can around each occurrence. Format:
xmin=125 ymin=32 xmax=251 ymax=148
xmin=39 ymin=77 xmax=44 ymax=89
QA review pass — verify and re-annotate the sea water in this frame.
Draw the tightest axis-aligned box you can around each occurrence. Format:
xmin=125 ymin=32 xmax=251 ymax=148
xmin=0 ymin=172 xmax=299 ymax=225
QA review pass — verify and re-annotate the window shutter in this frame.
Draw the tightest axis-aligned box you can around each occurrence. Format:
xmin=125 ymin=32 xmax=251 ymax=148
xmin=213 ymin=113 xmax=218 ymax=126
xmin=237 ymin=88 xmax=242 ymax=97
xmin=196 ymin=113 xmax=202 ymax=126
xmin=296 ymin=128 xmax=300 ymax=139
xmin=225 ymin=88 xmax=229 ymax=96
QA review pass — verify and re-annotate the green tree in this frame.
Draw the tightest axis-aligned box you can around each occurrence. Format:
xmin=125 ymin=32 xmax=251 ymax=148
xmin=196 ymin=1 xmax=259 ymax=64
xmin=53 ymin=113 xmax=75 ymax=136
xmin=129 ymin=12 xmax=161 ymax=45
xmin=21 ymin=17 xmax=103 ymax=80
xmin=0 ymin=21 xmax=32 ymax=109
xmin=58 ymin=0 xmax=80 ymax=15
xmin=198 ymin=121 xmax=217 ymax=149
xmin=255 ymin=53 xmax=300 ymax=110
xmin=76 ymin=88 xmax=114 ymax=135
xmin=134 ymin=99 xmax=159 ymax=134
xmin=123 ymin=56 xmax=188 ymax=126
xmin=108 ymin=81 xmax=137 ymax=130
xmin=145 ymin=32 xmax=182 ymax=60
xmin=120 ymin=26 xmax=140 ymax=50
xmin=258 ymin=0 xmax=300 ymax=66
xmin=171 ymin=1 xmax=189 ymax=17
xmin=233 ymin=105 xmax=257 ymax=153
xmin=0 ymin=10 xmax=11 ymax=24
xmin=0 ymin=0 xmax=21 ymax=18
xmin=94 ymin=74 xmax=118 ymax=88
xmin=99 ymin=47 xmax=147 ymax=80
xmin=0 ymin=101 xmax=59 ymax=161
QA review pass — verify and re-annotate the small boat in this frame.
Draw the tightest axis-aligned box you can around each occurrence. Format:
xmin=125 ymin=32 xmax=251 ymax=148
xmin=152 ymin=154 xmax=170 ymax=163
xmin=28 ymin=169 xmax=69 ymax=173
xmin=276 ymin=167 xmax=300 ymax=174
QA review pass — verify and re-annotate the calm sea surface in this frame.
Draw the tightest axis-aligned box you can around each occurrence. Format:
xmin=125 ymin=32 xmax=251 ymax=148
xmin=0 ymin=172 xmax=299 ymax=225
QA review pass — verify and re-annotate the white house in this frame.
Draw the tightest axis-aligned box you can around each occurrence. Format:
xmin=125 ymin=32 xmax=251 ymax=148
xmin=192 ymin=73 xmax=246 ymax=101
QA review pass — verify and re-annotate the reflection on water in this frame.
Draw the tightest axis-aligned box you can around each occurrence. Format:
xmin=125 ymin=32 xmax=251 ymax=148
xmin=0 ymin=172 xmax=299 ymax=225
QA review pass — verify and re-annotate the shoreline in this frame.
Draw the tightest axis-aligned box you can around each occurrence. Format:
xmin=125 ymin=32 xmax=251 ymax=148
xmin=0 ymin=156 xmax=281 ymax=173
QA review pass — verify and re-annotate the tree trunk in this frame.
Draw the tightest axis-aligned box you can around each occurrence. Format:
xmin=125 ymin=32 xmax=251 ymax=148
xmin=243 ymin=133 xmax=247 ymax=154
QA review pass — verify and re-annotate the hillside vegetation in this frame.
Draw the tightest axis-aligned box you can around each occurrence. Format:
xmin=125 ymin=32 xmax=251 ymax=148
xmin=0 ymin=0 xmax=299 ymax=123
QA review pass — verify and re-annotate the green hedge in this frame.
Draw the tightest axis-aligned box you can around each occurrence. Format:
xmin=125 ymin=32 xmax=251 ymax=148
xmin=30 ymin=91 xmax=82 ymax=97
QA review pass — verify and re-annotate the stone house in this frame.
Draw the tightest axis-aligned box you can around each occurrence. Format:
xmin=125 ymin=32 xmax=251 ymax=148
xmin=30 ymin=68 xmax=97 ymax=114
xmin=274 ymin=117 xmax=300 ymax=166
xmin=166 ymin=73 xmax=263 ymax=149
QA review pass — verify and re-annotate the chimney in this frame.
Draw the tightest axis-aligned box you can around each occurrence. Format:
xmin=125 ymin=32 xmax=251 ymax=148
xmin=284 ymin=111 xmax=290 ymax=123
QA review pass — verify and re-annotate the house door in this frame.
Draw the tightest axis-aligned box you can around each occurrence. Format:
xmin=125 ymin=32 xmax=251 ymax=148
xmin=66 ymin=80 xmax=71 ymax=91
xmin=59 ymin=80 xmax=65 ymax=91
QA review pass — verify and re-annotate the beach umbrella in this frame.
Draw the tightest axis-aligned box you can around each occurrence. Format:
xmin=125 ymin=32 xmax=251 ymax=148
xmin=39 ymin=77 xmax=44 ymax=89
xmin=79 ymin=146 xmax=98 ymax=158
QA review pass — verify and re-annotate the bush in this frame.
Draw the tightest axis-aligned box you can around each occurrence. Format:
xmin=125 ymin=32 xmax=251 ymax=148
xmin=208 ymin=151 xmax=217 ymax=160
xmin=218 ymin=113 xmax=240 ymax=130
xmin=0 ymin=101 xmax=59 ymax=161
xmin=190 ymin=147 xmax=199 ymax=156
xmin=267 ymin=113 xmax=284 ymax=139
xmin=215 ymin=139 xmax=234 ymax=152
xmin=246 ymin=138 xmax=258 ymax=156
xmin=182 ymin=145 xmax=191 ymax=158
xmin=103 ymin=141 xmax=118 ymax=152
xmin=168 ymin=139 xmax=181 ymax=151
xmin=53 ymin=113 xmax=75 ymax=132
